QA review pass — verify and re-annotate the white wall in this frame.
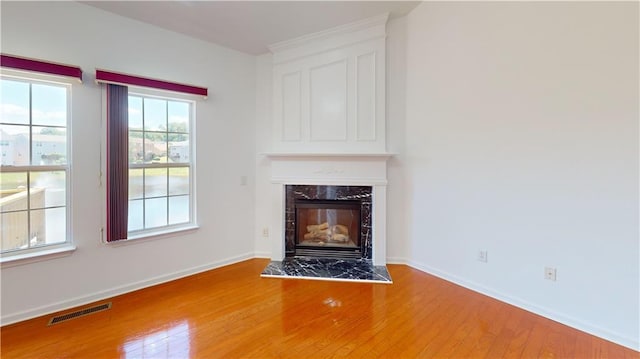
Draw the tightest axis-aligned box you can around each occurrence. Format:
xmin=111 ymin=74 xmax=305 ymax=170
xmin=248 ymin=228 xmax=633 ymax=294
xmin=254 ymin=53 xmax=274 ymax=257
xmin=404 ymin=2 xmax=639 ymax=350
xmin=385 ymin=15 xmax=410 ymax=262
xmin=0 ymin=2 xmax=256 ymax=323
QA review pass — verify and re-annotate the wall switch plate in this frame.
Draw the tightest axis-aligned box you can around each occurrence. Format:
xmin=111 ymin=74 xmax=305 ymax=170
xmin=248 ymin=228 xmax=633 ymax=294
xmin=478 ymin=250 xmax=488 ymax=263
xmin=262 ymin=227 xmax=269 ymax=237
xmin=545 ymin=267 xmax=557 ymax=281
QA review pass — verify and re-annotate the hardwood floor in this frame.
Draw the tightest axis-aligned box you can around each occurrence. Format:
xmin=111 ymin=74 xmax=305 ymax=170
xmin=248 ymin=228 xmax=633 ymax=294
xmin=1 ymin=259 xmax=637 ymax=358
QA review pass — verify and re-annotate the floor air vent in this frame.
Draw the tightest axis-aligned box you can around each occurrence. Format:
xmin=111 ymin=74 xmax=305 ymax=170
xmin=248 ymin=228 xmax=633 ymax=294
xmin=48 ymin=302 xmax=112 ymax=326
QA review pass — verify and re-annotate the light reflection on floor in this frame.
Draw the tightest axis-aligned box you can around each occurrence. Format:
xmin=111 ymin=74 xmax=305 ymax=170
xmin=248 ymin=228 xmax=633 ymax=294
xmin=122 ymin=321 xmax=190 ymax=358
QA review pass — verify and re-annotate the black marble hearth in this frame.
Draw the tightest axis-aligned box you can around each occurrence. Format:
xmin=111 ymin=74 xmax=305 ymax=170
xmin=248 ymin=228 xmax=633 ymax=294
xmin=261 ymin=257 xmax=392 ymax=284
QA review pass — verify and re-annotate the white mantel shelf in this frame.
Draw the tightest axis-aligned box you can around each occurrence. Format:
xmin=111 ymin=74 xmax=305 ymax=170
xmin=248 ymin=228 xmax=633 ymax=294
xmin=265 ymin=153 xmax=392 ymax=186
xmin=263 ymin=153 xmax=395 ymax=159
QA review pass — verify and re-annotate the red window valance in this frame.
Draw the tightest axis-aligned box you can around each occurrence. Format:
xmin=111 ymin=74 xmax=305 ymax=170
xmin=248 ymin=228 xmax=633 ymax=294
xmin=1 ymin=54 xmax=82 ymax=82
xmin=95 ymin=69 xmax=207 ymax=98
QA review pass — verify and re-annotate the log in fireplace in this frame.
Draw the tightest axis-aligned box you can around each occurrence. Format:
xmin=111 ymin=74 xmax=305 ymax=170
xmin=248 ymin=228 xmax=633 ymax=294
xmin=295 ymin=199 xmax=361 ymax=258
xmin=285 ymin=185 xmax=372 ymax=260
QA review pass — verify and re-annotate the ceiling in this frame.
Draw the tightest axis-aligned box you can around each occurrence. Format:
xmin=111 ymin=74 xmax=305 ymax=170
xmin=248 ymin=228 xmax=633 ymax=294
xmin=82 ymin=1 xmax=421 ymax=55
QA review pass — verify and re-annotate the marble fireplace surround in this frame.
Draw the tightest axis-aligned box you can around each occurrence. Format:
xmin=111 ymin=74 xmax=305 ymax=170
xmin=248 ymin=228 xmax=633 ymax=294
xmin=285 ymin=184 xmax=373 ymax=259
xmin=267 ymin=153 xmax=391 ymax=266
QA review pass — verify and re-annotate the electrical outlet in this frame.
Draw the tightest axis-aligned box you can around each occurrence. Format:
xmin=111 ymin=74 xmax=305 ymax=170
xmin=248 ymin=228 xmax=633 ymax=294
xmin=262 ymin=227 xmax=269 ymax=237
xmin=545 ymin=267 xmax=557 ymax=281
xmin=478 ymin=250 xmax=488 ymax=263
xmin=240 ymin=176 xmax=248 ymax=186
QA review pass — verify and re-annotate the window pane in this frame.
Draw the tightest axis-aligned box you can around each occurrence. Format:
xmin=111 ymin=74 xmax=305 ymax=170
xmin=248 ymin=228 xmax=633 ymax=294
xmin=168 ymin=139 xmax=189 ymax=163
xmin=32 ymin=127 xmax=66 ymax=165
xmin=0 ymin=172 xmax=28 ymax=212
xmin=0 ymin=79 xmax=29 ymax=125
xmin=129 ymin=96 xmax=143 ymax=130
xmin=31 ymin=207 xmax=66 ymax=246
xmin=1 ymin=211 xmax=28 ymax=251
xmin=30 ymin=171 xmax=66 ymax=208
xmin=128 ymin=199 xmax=143 ymax=231
xmin=144 ymin=168 xmax=167 ymax=197
xmin=169 ymin=195 xmax=189 ymax=225
xmin=145 ymin=197 xmax=167 ymax=229
xmin=32 ymin=83 xmax=66 ymax=127
xmin=143 ymin=98 xmax=166 ymax=132
xmin=168 ymin=101 xmax=189 ymax=133
xmin=129 ymin=131 xmax=144 ymax=164
xmin=144 ymin=133 xmax=167 ymax=163
xmin=0 ymin=124 xmax=29 ymax=166
xmin=129 ymin=169 xmax=143 ymax=200
xmin=0 ymin=77 xmax=69 ymax=254
xmin=169 ymin=168 xmax=189 ymax=195
xmin=127 ymin=94 xmax=193 ymax=236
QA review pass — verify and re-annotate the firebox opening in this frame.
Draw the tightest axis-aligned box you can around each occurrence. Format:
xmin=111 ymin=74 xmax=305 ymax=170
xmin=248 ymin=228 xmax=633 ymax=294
xmin=285 ymin=185 xmax=373 ymax=260
xmin=294 ymin=199 xmax=361 ymax=258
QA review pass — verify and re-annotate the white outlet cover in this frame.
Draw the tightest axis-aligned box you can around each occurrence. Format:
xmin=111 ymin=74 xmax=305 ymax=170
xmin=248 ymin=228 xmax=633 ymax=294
xmin=544 ymin=267 xmax=557 ymax=281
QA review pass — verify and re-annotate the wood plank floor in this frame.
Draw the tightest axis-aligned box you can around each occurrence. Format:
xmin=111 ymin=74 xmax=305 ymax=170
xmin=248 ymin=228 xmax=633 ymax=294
xmin=1 ymin=259 xmax=637 ymax=358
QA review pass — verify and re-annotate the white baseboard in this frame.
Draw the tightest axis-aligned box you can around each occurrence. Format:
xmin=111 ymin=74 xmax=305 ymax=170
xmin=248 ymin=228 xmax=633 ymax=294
xmin=385 ymin=256 xmax=408 ymax=265
xmin=253 ymin=251 xmax=272 ymax=259
xmin=1 ymin=252 xmax=255 ymax=326
xmin=405 ymin=259 xmax=639 ymax=352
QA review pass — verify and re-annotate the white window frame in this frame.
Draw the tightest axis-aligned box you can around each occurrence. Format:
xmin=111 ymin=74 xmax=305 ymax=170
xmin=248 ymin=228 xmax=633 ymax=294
xmin=124 ymin=89 xmax=198 ymax=241
xmin=0 ymin=71 xmax=76 ymax=264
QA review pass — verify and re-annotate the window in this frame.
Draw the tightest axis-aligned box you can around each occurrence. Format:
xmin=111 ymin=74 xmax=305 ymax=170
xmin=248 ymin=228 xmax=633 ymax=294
xmin=127 ymin=93 xmax=194 ymax=235
xmin=98 ymin=69 xmax=204 ymax=242
xmin=0 ymin=76 xmax=70 ymax=255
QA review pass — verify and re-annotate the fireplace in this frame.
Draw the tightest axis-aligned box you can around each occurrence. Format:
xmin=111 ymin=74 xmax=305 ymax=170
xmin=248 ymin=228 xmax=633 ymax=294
xmin=285 ymin=185 xmax=372 ymax=260
xmin=266 ymin=154 xmax=390 ymax=265
xmin=295 ymin=199 xmax=361 ymax=258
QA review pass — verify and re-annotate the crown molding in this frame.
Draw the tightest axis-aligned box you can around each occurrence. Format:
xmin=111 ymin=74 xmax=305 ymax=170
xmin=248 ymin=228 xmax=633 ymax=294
xmin=268 ymin=13 xmax=388 ymax=63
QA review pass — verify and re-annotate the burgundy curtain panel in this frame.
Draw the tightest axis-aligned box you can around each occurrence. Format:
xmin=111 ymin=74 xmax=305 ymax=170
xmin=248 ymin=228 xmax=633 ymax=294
xmin=106 ymin=84 xmax=129 ymax=242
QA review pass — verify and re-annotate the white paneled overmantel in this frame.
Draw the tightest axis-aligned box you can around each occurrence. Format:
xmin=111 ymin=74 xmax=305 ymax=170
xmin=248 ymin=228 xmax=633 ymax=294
xmin=268 ymin=13 xmax=388 ymax=154
xmin=265 ymin=14 xmax=392 ymax=265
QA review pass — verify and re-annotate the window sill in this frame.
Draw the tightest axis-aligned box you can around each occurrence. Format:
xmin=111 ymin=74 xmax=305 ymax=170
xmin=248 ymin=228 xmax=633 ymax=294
xmin=107 ymin=225 xmax=200 ymax=247
xmin=1 ymin=244 xmax=77 ymax=268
